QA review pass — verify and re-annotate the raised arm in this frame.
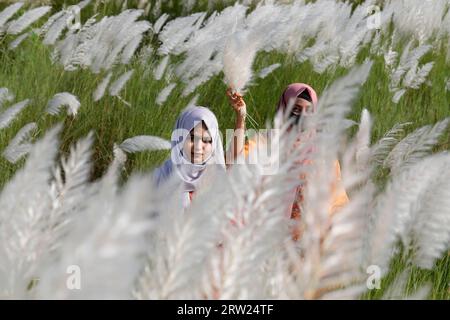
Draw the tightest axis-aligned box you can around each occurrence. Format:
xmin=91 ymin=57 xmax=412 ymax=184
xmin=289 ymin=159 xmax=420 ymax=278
xmin=225 ymin=88 xmax=246 ymax=168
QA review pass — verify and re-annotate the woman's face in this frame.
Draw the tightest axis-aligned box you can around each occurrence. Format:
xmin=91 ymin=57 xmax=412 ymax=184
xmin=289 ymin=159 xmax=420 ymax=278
xmin=290 ymin=97 xmax=313 ymax=118
xmin=288 ymin=97 xmax=314 ymax=130
xmin=183 ymin=122 xmax=213 ymax=164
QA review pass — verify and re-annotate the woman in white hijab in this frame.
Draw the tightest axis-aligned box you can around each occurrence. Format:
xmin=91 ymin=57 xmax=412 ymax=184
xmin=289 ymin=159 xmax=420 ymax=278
xmin=154 ymin=95 xmax=246 ymax=208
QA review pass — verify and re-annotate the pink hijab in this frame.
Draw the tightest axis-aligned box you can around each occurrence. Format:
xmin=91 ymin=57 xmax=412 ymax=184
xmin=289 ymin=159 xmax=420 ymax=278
xmin=276 ymin=83 xmax=318 ymax=113
xmin=276 ymin=83 xmax=318 ymax=220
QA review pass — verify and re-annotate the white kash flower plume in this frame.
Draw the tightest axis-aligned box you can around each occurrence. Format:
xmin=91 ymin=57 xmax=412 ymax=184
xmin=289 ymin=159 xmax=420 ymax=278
xmin=355 ymin=109 xmax=372 ymax=170
xmin=401 ymin=154 xmax=450 ymax=270
xmin=257 ymin=63 xmax=281 ymax=79
xmin=46 ymin=92 xmax=81 ymax=117
xmin=0 ymin=2 xmax=24 ymax=31
xmin=109 ymin=70 xmax=134 ymax=106
xmin=153 ymin=55 xmax=170 ymax=81
xmin=37 ymin=160 xmax=158 ymax=299
xmin=2 ymin=122 xmax=37 ymax=164
xmin=93 ymin=72 xmax=113 ymax=102
xmin=369 ymin=152 xmax=450 ymax=272
xmin=119 ymin=135 xmax=171 ymax=153
xmin=53 ymin=10 xmax=150 ymax=73
xmin=369 ymin=122 xmax=412 ymax=167
xmin=121 ymin=35 xmax=143 ymax=65
xmin=0 ymin=125 xmax=62 ymax=298
xmin=153 ymin=13 xmax=169 ymax=34
xmin=7 ymin=6 xmax=51 ymax=35
xmin=156 ymin=83 xmax=176 ymax=106
xmin=0 ymin=88 xmax=15 ymax=106
xmin=0 ymin=99 xmax=31 ymax=130
xmin=383 ymin=118 xmax=450 ymax=174
xmin=109 ymin=70 xmax=134 ymax=97
xmin=8 ymin=31 xmax=31 ymax=50
xmin=134 ymin=168 xmax=232 ymax=299
xmin=223 ymin=29 xmax=260 ymax=94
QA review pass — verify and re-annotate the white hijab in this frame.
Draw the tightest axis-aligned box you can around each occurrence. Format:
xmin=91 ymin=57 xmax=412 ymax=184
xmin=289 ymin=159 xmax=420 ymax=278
xmin=154 ymin=106 xmax=226 ymax=208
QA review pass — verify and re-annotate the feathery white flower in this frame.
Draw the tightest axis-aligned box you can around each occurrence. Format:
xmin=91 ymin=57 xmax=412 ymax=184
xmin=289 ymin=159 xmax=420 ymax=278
xmin=157 ymin=12 xmax=206 ymax=56
xmin=0 ymin=125 xmax=61 ymax=298
xmin=0 ymin=99 xmax=31 ymax=130
xmin=42 ymin=11 xmax=71 ymax=45
xmin=109 ymin=70 xmax=134 ymax=97
xmin=156 ymin=83 xmax=176 ymax=106
xmin=2 ymin=122 xmax=37 ymax=164
xmin=257 ymin=63 xmax=281 ymax=79
xmin=37 ymin=166 xmax=157 ymax=299
xmin=0 ymin=88 xmax=15 ymax=106
xmin=404 ymin=154 xmax=450 ymax=269
xmin=121 ymin=35 xmax=143 ymax=65
xmin=7 ymin=6 xmax=51 ymax=35
xmin=355 ymin=109 xmax=372 ymax=169
xmin=392 ymin=89 xmax=406 ymax=104
xmin=223 ymin=30 xmax=259 ymax=94
xmin=37 ymin=10 xmax=65 ymax=37
xmin=119 ymin=135 xmax=171 ymax=153
xmin=153 ymin=12 xmax=169 ymax=34
xmin=0 ymin=2 xmax=24 ymax=30
xmin=8 ymin=31 xmax=31 ymax=50
xmin=93 ymin=72 xmax=113 ymax=102
xmin=370 ymin=122 xmax=411 ymax=166
xmin=46 ymin=92 xmax=81 ymax=116
xmin=53 ymin=10 xmax=150 ymax=73
xmin=153 ymin=55 xmax=169 ymax=81
xmin=384 ymin=118 xmax=450 ymax=174
xmin=135 ymin=168 xmax=231 ymax=299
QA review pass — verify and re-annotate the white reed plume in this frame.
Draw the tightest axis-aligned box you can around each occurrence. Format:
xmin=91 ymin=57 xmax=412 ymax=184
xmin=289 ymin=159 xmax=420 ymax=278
xmin=109 ymin=70 xmax=134 ymax=97
xmin=119 ymin=135 xmax=171 ymax=153
xmin=8 ymin=31 xmax=31 ymax=50
xmin=369 ymin=122 xmax=412 ymax=167
xmin=7 ymin=6 xmax=51 ymax=35
xmin=223 ymin=29 xmax=260 ymax=94
xmin=156 ymin=83 xmax=176 ymax=106
xmin=0 ymin=87 xmax=15 ymax=106
xmin=157 ymin=12 xmax=206 ymax=56
xmin=47 ymin=92 xmax=81 ymax=117
xmin=0 ymin=125 xmax=62 ymax=298
xmin=153 ymin=55 xmax=170 ymax=81
xmin=0 ymin=99 xmax=31 ymax=130
xmin=399 ymin=154 xmax=450 ymax=270
xmin=257 ymin=63 xmax=281 ymax=79
xmin=0 ymin=2 xmax=24 ymax=32
xmin=2 ymin=122 xmax=37 ymax=164
xmin=383 ymin=118 xmax=450 ymax=174
xmin=93 ymin=72 xmax=113 ymax=102
xmin=153 ymin=13 xmax=169 ymax=34
xmin=53 ymin=10 xmax=150 ymax=73
xmin=368 ymin=152 xmax=450 ymax=273
xmin=35 ymin=134 xmax=157 ymax=299
xmin=121 ymin=35 xmax=143 ymax=65
xmin=134 ymin=168 xmax=232 ymax=299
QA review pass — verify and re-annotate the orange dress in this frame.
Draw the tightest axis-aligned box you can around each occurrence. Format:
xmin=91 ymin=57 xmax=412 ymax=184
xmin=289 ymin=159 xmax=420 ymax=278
xmin=243 ymin=138 xmax=349 ymax=240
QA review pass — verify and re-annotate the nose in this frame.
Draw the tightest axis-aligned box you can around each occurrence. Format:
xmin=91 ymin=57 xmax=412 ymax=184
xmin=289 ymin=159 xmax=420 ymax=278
xmin=193 ymin=137 xmax=204 ymax=151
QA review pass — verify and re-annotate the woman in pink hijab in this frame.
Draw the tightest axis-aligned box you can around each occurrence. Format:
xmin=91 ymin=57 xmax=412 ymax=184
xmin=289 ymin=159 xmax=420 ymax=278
xmin=276 ymin=83 xmax=318 ymax=121
xmin=228 ymin=83 xmax=349 ymax=240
